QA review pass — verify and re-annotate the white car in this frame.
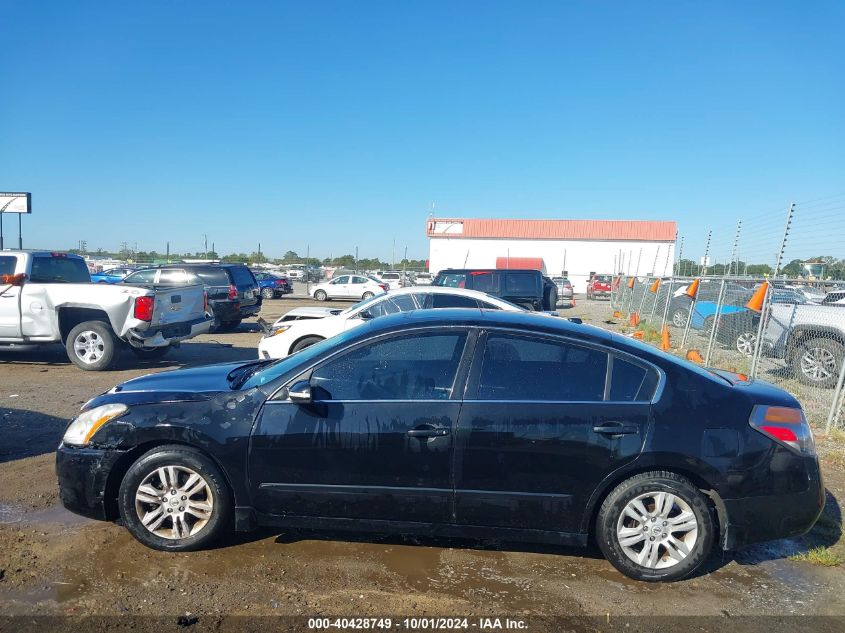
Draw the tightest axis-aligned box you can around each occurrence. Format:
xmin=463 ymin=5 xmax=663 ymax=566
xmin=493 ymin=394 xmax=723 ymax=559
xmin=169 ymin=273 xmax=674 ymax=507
xmin=310 ymin=274 xmax=387 ymax=301
xmin=258 ymin=287 xmax=526 ymax=359
xmin=414 ymin=272 xmax=433 ymax=285
xmin=379 ymin=271 xmax=405 ymax=290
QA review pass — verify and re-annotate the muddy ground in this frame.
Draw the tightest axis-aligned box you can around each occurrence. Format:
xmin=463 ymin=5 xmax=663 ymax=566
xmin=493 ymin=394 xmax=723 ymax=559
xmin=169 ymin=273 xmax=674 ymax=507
xmin=1 ymin=287 xmax=844 ymax=628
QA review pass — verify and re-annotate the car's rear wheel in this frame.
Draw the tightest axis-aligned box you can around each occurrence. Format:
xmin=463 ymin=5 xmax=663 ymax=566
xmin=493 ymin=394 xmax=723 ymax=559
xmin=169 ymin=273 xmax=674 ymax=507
xmin=596 ymin=471 xmax=715 ymax=582
xmin=291 ymin=335 xmax=324 ymax=353
xmin=66 ymin=321 xmax=118 ymax=371
xmin=362 ymin=291 xmax=375 ymax=300
xmin=218 ymin=319 xmax=242 ymax=332
xmin=794 ymin=338 xmax=843 ymax=389
xmin=314 ymin=290 xmax=328 ymax=301
xmin=118 ymin=445 xmax=232 ymax=551
xmin=261 ymin=287 xmax=275 ymax=300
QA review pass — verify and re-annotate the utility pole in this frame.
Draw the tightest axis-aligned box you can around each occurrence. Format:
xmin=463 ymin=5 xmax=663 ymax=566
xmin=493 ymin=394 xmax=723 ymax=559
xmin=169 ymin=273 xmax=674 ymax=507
xmin=203 ymin=234 xmax=208 ymax=259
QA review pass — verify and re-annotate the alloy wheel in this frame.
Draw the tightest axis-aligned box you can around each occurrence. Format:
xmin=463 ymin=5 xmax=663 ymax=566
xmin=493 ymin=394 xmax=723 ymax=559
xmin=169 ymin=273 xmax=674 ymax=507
xmin=616 ymin=491 xmax=699 ymax=570
xmin=735 ymin=332 xmax=756 ymax=356
xmin=73 ymin=330 xmax=106 ymax=365
xmin=800 ymin=347 xmax=836 ymax=383
xmin=134 ymin=465 xmax=215 ymax=540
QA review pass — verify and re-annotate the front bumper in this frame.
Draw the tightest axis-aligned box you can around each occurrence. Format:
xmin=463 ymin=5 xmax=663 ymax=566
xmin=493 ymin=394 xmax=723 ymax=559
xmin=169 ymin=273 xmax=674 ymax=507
xmin=55 ymin=443 xmax=127 ymax=521
xmin=129 ymin=316 xmax=214 ymax=349
xmin=721 ymin=457 xmax=825 ymax=549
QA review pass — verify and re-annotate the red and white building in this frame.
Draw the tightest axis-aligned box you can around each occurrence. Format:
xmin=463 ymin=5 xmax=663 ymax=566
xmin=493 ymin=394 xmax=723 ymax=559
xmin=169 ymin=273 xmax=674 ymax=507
xmin=426 ymin=217 xmax=677 ymax=293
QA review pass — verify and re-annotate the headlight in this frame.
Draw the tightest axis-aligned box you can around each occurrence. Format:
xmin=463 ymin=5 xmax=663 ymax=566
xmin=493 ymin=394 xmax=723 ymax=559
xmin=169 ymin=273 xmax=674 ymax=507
xmin=63 ymin=404 xmax=128 ymax=447
xmin=268 ymin=325 xmax=292 ymax=337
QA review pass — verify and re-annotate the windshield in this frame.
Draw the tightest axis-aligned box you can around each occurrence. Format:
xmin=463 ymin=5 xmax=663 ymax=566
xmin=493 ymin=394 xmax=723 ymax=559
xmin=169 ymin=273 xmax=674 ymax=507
xmin=242 ymin=328 xmax=362 ymax=389
xmin=339 ymin=292 xmax=385 ymax=316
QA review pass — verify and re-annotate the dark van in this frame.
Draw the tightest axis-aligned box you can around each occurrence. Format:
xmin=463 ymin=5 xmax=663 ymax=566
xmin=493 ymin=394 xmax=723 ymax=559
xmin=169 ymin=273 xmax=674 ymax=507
xmin=432 ymin=268 xmax=557 ymax=310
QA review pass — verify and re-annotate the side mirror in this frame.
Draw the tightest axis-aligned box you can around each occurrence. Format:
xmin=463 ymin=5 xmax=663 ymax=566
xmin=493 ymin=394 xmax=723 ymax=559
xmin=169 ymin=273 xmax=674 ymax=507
xmin=359 ymin=310 xmax=373 ymax=320
xmin=287 ymin=380 xmax=312 ymax=404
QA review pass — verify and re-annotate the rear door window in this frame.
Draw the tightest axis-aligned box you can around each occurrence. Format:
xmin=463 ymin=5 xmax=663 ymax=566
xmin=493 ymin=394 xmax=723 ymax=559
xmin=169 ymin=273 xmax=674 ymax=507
xmin=503 ymin=272 xmax=537 ymax=295
xmin=159 ymin=269 xmax=194 ymax=285
xmin=193 ymin=268 xmax=230 ymax=286
xmin=366 ymin=294 xmax=419 ymax=318
xmin=29 ymin=256 xmax=91 ymax=283
xmin=469 ymin=271 xmax=498 ymax=293
xmin=476 ymin=334 xmax=609 ymax=401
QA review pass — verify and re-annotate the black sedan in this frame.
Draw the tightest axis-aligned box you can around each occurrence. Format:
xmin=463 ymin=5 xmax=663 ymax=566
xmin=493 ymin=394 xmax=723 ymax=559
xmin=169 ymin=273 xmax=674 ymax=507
xmin=56 ymin=310 xmax=823 ymax=582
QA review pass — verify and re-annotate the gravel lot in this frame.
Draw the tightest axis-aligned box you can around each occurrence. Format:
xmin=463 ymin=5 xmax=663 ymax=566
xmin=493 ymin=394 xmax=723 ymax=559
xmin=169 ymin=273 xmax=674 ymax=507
xmin=1 ymin=285 xmax=844 ymax=627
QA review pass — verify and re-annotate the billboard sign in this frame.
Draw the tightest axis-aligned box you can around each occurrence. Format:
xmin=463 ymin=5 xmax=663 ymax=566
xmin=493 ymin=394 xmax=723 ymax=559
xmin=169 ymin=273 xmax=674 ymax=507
xmin=0 ymin=193 xmax=32 ymax=213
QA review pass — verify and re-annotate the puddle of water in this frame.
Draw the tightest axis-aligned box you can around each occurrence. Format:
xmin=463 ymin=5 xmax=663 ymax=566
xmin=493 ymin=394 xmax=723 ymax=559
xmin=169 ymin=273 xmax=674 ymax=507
xmin=0 ymin=503 xmax=93 ymax=528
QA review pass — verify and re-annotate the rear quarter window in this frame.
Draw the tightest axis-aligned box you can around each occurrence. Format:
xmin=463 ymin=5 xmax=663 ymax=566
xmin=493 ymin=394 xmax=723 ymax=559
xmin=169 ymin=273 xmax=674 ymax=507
xmin=610 ymin=356 xmax=659 ymax=402
xmin=503 ymin=272 xmax=538 ymax=294
xmin=193 ymin=268 xmax=231 ymax=286
xmin=229 ymin=266 xmax=256 ymax=286
xmin=0 ymin=256 xmax=16 ymax=275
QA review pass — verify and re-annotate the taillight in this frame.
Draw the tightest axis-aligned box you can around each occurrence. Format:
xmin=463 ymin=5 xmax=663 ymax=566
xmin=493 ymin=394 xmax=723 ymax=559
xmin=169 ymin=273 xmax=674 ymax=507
xmin=134 ymin=296 xmax=154 ymax=322
xmin=380 ymin=284 xmax=388 ymax=291
xmin=228 ymin=285 xmax=238 ymax=300
xmin=749 ymin=405 xmax=815 ymax=454
xmin=275 ymin=280 xmax=284 ymax=285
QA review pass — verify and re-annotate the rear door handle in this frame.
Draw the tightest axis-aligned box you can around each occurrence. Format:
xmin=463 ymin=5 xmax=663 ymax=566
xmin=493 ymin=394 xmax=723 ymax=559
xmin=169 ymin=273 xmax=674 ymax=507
xmin=407 ymin=425 xmax=450 ymax=438
xmin=593 ymin=422 xmax=639 ymax=435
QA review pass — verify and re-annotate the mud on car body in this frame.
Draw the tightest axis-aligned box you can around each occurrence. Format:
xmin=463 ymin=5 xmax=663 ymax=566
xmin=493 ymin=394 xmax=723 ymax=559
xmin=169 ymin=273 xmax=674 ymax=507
xmin=56 ymin=310 xmax=824 ymax=582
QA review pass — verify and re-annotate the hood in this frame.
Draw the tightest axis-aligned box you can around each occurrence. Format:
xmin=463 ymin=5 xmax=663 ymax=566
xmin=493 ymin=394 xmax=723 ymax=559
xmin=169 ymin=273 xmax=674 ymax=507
xmin=274 ymin=306 xmax=341 ymax=324
xmin=84 ymin=360 xmax=254 ymax=409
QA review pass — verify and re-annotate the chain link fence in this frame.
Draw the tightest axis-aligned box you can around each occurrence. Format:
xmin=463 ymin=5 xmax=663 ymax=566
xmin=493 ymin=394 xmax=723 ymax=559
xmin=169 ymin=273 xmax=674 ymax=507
xmin=609 ymin=196 xmax=845 ymax=430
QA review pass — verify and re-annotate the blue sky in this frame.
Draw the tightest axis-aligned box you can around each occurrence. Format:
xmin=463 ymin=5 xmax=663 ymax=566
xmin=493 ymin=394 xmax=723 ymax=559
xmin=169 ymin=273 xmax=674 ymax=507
xmin=1 ymin=1 xmax=843 ymax=264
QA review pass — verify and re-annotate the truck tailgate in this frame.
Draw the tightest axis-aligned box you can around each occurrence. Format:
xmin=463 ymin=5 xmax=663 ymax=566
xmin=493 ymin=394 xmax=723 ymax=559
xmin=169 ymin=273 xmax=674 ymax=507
xmin=151 ymin=285 xmax=207 ymax=327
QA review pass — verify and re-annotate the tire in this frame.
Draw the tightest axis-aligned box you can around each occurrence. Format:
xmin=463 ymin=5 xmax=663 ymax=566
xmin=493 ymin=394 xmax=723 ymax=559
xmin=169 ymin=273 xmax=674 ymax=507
xmin=702 ymin=316 xmax=714 ymax=335
xmin=314 ymin=290 xmax=328 ymax=301
xmin=671 ymin=307 xmax=690 ymax=329
xmin=130 ymin=346 xmax=170 ymax=360
xmin=362 ymin=291 xmax=375 ymax=300
xmin=261 ymin=287 xmax=275 ymax=300
xmin=793 ymin=337 xmax=844 ymax=389
xmin=290 ymin=336 xmax=324 ymax=354
xmin=218 ymin=319 xmax=242 ymax=332
xmin=596 ymin=471 xmax=715 ymax=582
xmin=118 ymin=445 xmax=232 ymax=551
xmin=66 ymin=321 xmax=119 ymax=371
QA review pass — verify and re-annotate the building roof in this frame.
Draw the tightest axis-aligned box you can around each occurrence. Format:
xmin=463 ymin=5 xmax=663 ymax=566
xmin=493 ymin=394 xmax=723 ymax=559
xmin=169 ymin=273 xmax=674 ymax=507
xmin=426 ymin=218 xmax=677 ymax=242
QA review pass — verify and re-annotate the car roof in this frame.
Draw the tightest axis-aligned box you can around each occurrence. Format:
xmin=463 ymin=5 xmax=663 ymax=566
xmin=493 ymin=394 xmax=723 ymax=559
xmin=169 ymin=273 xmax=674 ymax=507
xmin=385 ymin=285 xmax=516 ymax=304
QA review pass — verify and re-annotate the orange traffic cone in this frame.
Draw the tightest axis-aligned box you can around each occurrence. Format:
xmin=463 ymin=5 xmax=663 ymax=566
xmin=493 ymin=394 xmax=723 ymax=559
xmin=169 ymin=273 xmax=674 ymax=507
xmin=627 ymin=277 xmax=636 ymax=289
xmin=685 ymin=278 xmax=700 ymax=299
xmin=686 ymin=349 xmax=703 ymax=363
xmin=660 ymin=326 xmax=671 ymax=351
xmin=613 ymin=310 xmax=623 ymax=318
xmin=746 ymin=281 xmax=769 ymax=312
xmin=649 ymin=279 xmax=661 ymax=293
xmin=571 ymin=298 xmax=576 ymax=307
xmin=629 ymin=312 xmax=640 ymax=327
xmin=632 ymin=331 xmax=645 ymax=340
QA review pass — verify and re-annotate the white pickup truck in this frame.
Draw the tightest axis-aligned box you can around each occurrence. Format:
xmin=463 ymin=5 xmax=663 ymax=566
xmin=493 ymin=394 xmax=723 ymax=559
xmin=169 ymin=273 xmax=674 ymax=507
xmin=0 ymin=251 xmax=213 ymax=370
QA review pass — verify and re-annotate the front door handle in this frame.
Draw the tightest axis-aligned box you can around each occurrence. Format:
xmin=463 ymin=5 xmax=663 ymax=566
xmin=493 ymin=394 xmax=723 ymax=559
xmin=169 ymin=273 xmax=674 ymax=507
xmin=593 ymin=422 xmax=639 ymax=435
xmin=407 ymin=425 xmax=450 ymax=438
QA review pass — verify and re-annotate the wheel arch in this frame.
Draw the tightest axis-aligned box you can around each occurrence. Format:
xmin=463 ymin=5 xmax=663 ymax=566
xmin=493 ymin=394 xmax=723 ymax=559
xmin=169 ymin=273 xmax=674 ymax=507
xmin=288 ymin=334 xmax=325 ymax=356
xmin=785 ymin=326 xmax=844 ymax=362
xmin=58 ymin=307 xmax=114 ymax=343
xmin=103 ymin=439 xmax=237 ymax=522
xmin=581 ymin=460 xmax=726 ymax=548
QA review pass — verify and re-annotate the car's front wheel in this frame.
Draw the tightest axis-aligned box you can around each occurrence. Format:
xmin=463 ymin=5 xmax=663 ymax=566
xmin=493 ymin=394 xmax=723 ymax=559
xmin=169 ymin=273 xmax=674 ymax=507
xmin=362 ymin=291 xmax=375 ymax=300
xmin=118 ymin=445 xmax=232 ymax=551
xmin=671 ymin=307 xmax=690 ymax=328
xmin=314 ymin=290 xmax=328 ymax=301
xmin=596 ymin=471 xmax=715 ymax=582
